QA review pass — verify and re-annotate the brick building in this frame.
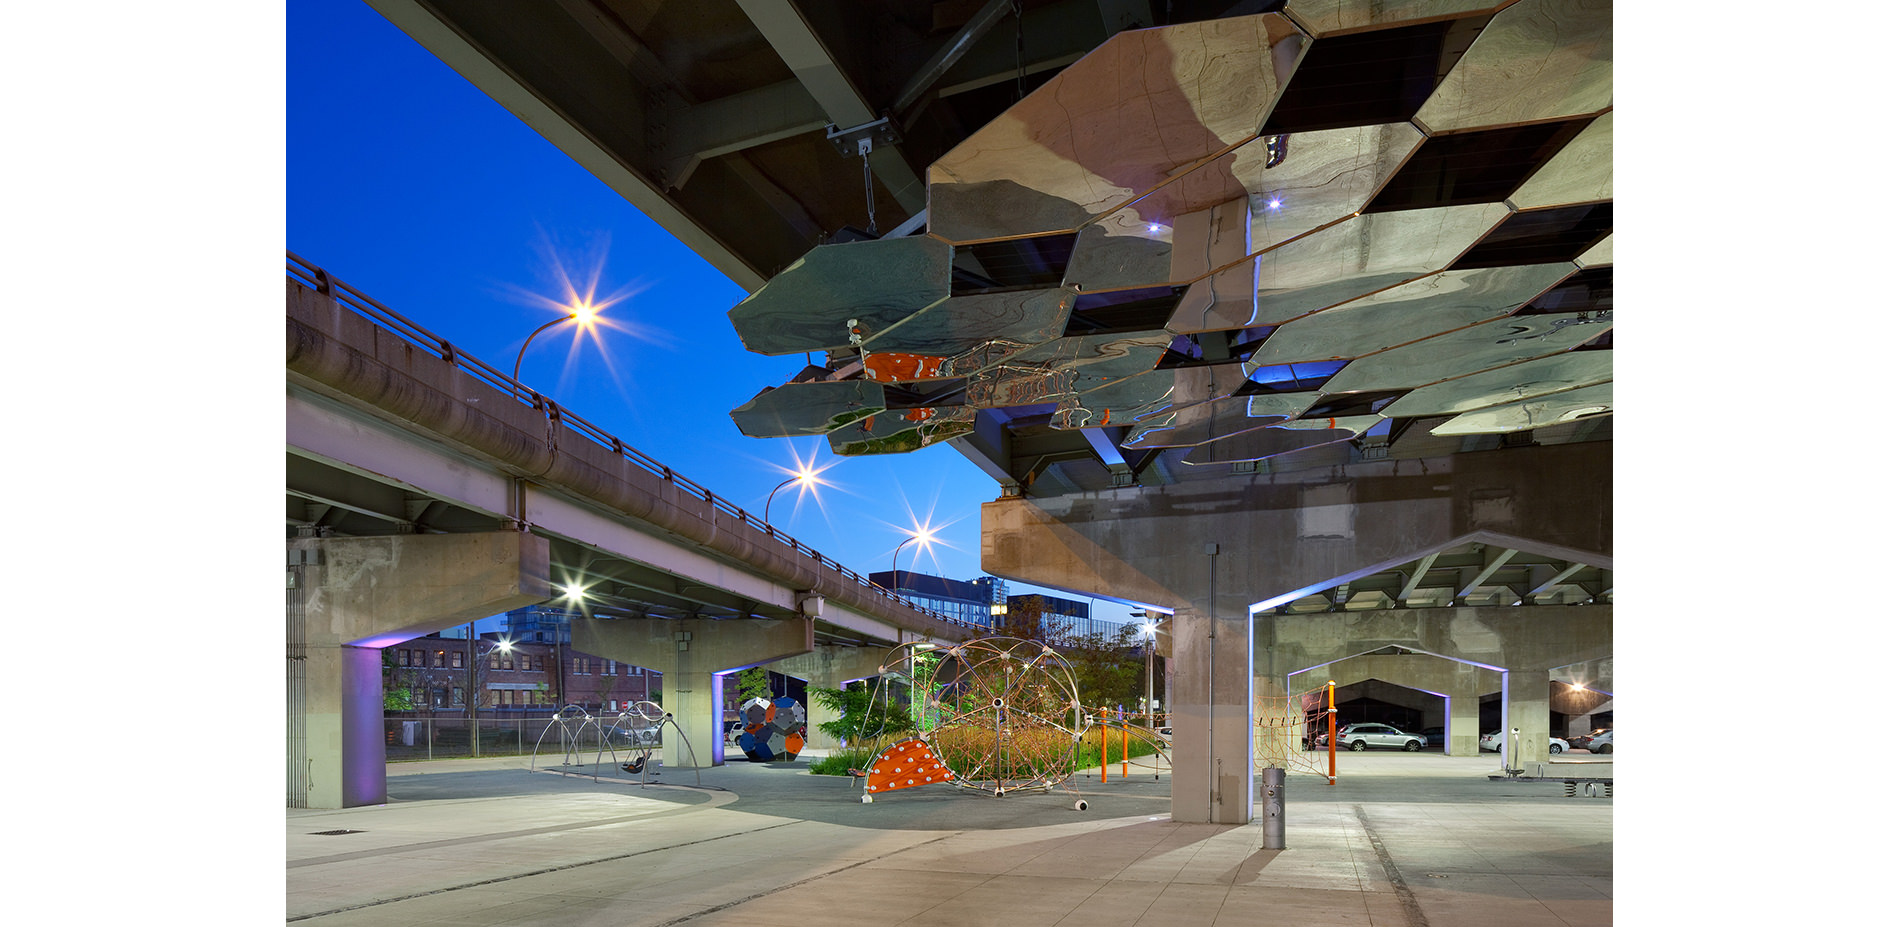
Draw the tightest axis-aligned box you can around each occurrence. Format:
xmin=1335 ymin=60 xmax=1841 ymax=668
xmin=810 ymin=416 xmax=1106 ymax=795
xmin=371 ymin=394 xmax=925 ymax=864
xmin=382 ymin=631 xmax=660 ymax=713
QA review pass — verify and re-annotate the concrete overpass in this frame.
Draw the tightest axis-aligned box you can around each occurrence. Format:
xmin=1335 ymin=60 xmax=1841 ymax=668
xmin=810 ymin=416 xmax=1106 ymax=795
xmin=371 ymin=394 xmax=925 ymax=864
xmin=333 ymin=0 xmax=1613 ymax=824
xmin=286 ymin=254 xmax=977 ymax=808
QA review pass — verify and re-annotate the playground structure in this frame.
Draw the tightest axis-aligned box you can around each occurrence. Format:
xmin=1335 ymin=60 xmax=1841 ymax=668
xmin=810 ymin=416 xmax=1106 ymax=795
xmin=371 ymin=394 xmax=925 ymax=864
xmin=851 ymin=636 xmax=1171 ymax=810
xmin=527 ymin=701 xmax=701 ymax=787
xmin=734 ymin=695 xmax=808 ymax=762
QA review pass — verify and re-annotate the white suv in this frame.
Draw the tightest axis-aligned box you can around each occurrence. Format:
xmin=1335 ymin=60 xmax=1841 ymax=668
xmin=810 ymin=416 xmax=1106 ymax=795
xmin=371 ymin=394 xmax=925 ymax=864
xmin=1321 ymin=722 xmax=1425 ymax=752
xmin=1480 ymin=731 xmax=1568 ymax=754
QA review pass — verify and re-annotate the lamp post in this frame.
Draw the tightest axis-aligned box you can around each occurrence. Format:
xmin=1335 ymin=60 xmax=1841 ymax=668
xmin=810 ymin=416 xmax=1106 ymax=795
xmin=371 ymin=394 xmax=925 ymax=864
xmin=763 ymin=463 xmax=820 ymax=524
xmin=465 ymin=629 xmax=514 ymax=757
xmin=1137 ymin=615 xmax=1158 ymax=729
xmin=511 ymin=302 xmax=602 ymax=385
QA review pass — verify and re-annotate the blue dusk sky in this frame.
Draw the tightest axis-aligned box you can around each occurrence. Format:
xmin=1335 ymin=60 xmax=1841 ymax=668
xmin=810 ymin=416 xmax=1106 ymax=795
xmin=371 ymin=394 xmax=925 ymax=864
xmin=286 ymin=0 xmax=1134 ymax=626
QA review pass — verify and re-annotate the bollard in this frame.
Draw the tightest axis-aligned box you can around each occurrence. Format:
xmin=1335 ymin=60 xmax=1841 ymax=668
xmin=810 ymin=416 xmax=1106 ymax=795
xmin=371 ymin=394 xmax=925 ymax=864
xmin=1261 ymin=766 xmax=1286 ymax=849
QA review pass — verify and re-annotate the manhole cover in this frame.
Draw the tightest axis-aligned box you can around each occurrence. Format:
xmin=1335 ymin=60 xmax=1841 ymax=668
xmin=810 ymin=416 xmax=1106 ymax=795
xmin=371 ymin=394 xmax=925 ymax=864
xmin=310 ymin=829 xmax=364 ymax=836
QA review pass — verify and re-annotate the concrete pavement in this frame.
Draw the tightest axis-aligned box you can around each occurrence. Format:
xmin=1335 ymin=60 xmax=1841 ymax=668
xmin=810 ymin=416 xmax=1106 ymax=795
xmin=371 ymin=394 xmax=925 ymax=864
xmin=287 ymin=750 xmax=1612 ymax=926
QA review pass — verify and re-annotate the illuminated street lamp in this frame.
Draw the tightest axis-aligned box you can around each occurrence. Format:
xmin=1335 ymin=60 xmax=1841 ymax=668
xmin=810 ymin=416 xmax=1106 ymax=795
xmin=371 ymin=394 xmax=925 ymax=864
xmin=1134 ymin=613 xmax=1160 ymax=728
xmin=465 ymin=627 xmax=515 ymax=757
xmin=511 ymin=301 xmax=603 ymax=384
xmin=763 ymin=462 xmax=822 ymax=524
xmin=889 ymin=527 xmax=935 ymax=578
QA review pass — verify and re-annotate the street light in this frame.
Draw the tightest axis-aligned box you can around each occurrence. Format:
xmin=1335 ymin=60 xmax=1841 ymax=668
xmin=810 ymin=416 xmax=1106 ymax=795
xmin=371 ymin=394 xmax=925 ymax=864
xmin=763 ymin=462 xmax=822 ymax=524
xmin=889 ymin=526 xmax=935 ymax=578
xmin=465 ymin=628 xmax=515 ymax=757
xmin=1134 ymin=613 xmax=1159 ymax=729
xmin=511 ymin=301 xmax=603 ymax=384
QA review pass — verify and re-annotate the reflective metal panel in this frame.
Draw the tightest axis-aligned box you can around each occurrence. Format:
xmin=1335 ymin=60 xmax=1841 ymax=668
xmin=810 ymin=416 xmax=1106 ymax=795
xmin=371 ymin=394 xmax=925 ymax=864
xmin=1574 ymin=233 xmax=1611 ymax=268
xmin=1322 ymin=310 xmax=1612 ymax=394
xmin=1247 ymin=262 xmax=1576 ymax=369
xmin=827 ymin=408 xmax=977 ymax=456
xmin=1429 ymin=380 xmax=1613 ymax=434
xmin=861 ymin=288 xmax=1074 ymax=361
xmin=1124 ymin=388 xmax=1318 ymax=449
xmin=1509 ymin=111 xmax=1612 ymax=210
xmin=1283 ymin=0 xmax=1514 ymax=37
xmin=730 ymin=380 xmax=885 ymax=438
xmin=1253 ymin=203 xmax=1512 ymax=325
xmin=1182 ymin=421 xmax=1360 ymax=465
xmin=1413 ymin=0 xmax=1612 ymax=135
xmin=969 ymin=331 xmax=1173 ymax=408
xmin=728 ymin=237 xmax=951 ymax=355
xmin=1378 ymin=350 xmax=1612 ymax=419
xmin=928 ymin=15 xmax=1308 ymax=243
xmin=1052 ymin=369 xmax=1177 ymax=429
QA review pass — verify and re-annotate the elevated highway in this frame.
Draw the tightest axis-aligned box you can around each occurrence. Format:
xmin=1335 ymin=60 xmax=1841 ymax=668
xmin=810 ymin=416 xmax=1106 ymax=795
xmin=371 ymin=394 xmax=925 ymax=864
xmin=286 ymin=253 xmax=976 ymax=807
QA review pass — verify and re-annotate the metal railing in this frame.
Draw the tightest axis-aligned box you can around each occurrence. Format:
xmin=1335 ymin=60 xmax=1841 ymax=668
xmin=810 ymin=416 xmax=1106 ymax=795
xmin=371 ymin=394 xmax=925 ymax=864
xmin=287 ymin=251 xmax=980 ymax=631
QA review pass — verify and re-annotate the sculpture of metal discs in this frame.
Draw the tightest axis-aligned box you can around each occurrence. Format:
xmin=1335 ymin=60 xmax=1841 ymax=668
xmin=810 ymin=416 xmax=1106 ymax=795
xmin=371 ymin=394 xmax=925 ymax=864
xmin=857 ymin=637 xmax=1093 ymax=807
xmin=736 ymin=695 xmax=808 ymax=762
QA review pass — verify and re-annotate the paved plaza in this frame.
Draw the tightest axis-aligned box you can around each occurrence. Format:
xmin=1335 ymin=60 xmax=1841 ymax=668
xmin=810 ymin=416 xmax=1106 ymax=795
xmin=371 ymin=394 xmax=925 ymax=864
xmin=286 ymin=750 xmax=1612 ymax=926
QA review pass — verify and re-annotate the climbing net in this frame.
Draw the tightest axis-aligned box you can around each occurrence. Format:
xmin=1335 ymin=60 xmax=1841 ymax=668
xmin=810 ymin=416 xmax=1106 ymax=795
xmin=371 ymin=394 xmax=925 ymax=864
xmin=1254 ymin=688 xmax=1330 ymax=777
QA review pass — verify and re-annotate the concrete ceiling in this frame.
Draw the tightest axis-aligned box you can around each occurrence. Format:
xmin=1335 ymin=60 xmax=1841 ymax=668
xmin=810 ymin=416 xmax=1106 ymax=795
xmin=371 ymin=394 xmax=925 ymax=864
xmin=366 ymin=0 xmax=1612 ymax=499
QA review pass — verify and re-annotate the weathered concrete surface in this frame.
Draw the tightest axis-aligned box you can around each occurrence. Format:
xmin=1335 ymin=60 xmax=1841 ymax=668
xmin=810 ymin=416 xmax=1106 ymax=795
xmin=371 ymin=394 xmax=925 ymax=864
xmin=288 ymin=279 xmax=971 ymax=644
xmin=982 ymin=443 xmax=1610 ymax=616
xmin=572 ymin=617 xmax=814 ymax=768
xmin=980 ymin=444 xmax=1610 ymax=824
xmin=1274 ymin=605 xmax=1612 ymax=761
xmin=769 ymin=645 xmax=893 ymax=751
xmin=1286 ymin=654 xmax=1503 ymax=756
xmin=288 ymin=532 xmax=550 ymax=809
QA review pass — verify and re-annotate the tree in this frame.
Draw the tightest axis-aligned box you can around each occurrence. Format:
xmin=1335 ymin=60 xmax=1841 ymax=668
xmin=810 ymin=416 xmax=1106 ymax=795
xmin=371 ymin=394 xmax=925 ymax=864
xmin=735 ymin=667 xmax=773 ymax=702
xmin=811 ymin=679 xmax=913 ymax=744
xmin=382 ymin=649 xmax=421 ymax=711
xmin=997 ymin=595 xmax=1065 ymax=641
xmin=1065 ymin=624 xmax=1144 ymax=711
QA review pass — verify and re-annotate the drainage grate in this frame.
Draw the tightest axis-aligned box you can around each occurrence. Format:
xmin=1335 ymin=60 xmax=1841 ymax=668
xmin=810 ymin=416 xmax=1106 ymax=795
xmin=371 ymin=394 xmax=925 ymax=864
xmin=309 ymin=829 xmax=364 ymax=836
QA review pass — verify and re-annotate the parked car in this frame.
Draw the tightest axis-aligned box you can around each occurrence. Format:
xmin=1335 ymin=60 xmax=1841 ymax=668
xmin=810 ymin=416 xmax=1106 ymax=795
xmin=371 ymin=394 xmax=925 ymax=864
xmin=1479 ymin=731 xmax=1567 ymax=754
xmin=1566 ymin=727 xmax=1611 ymax=750
xmin=1316 ymin=722 xmax=1425 ymax=752
xmin=1421 ymin=727 xmax=1445 ymax=748
xmin=1586 ymin=730 xmax=1613 ymax=754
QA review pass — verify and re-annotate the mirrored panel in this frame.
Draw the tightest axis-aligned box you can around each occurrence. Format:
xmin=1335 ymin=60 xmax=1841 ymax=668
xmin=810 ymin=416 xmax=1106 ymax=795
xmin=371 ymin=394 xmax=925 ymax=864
xmin=1246 ymin=262 xmax=1576 ymax=370
xmin=730 ymin=380 xmax=886 ymax=438
xmin=1378 ymin=350 xmax=1612 ymax=419
xmin=1574 ymin=233 xmax=1611 ymax=268
xmin=1051 ymin=369 xmax=1178 ymax=429
xmin=1428 ymin=380 xmax=1613 ymax=435
xmin=859 ymin=288 xmax=1075 ymax=377
xmin=1181 ymin=420 xmax=1362 ymax=465
xmin=827 ymin=408 xmax=977 ymax=456
xmin=928 ymin=14 xmax=1308 ymax=244
xmin=728 ymin=237 xmax=951 ymax=355
xmin=1283 ymin=0 xmax=1512 ymax=37
xmin=1509 ymin=111 xmax=1611 ymax=210
xmin=1123 ymin=388 xmax=1318 ymax=449
xmin=1252 ymin=203 xmax=1512 ymax=325
xmin=1412 ymin=0 xmax=1612 ymax=135
xmin=1321 ymin=310 xmax=1612 ymax=394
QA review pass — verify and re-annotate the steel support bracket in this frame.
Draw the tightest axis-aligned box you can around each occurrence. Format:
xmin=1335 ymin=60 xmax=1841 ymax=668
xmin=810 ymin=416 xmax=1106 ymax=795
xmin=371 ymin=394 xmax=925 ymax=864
xmin=826 ymin=116 xmax=901 ymax=158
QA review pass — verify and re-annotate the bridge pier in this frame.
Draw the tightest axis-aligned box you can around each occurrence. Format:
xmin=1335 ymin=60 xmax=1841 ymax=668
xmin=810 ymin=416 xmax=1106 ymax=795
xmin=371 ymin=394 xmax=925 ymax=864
xmin=287 ymin=532 xmax=549 ymax=809
xmin=572 ymin=618 xmax=813 ymax=768
xmin=767 ymin=645 xmax=891 ymax=752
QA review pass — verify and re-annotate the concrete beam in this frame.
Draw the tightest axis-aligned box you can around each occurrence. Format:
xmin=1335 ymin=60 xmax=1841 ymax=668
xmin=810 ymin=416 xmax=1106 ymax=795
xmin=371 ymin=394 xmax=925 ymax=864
xmin=288 ymin=532 xmax=549 ymax=809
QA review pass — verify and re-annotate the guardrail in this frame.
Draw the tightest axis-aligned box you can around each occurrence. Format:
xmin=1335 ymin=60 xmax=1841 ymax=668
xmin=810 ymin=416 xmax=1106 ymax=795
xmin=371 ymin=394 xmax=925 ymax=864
xmin=287 ymin=251 xmax=981 ymax=631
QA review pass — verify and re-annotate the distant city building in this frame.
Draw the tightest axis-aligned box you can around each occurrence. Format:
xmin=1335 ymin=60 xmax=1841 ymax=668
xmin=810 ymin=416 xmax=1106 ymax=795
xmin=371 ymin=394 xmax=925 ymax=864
xmin=868 ymin=571 xmax=1007 ymax=629
xmin=503 ymin=604 xmax=576 ymax=644
xmin=382 ymin=630 xmax=656 ymax=712
xmin=1006 ymin=592 xmax=1126 ymax=642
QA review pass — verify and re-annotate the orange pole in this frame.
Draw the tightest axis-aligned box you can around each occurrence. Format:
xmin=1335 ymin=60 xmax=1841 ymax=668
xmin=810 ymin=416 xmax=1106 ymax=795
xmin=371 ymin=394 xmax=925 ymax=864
xmin=1099 ymin=707 xmax=1108 ymax=783
xmin=1121 ymin=725 xmax=1129 ymax=779
xmin=1326 ymin=680 xmax=1337 ymax=785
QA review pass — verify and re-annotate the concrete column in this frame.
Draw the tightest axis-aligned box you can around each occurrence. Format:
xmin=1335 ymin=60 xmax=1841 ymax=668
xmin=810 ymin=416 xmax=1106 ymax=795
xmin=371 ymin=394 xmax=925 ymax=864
xmin=1171 ymin=604 xmax=1254 ymax=825
xmin=1502 ymin=667 xmax=1552 ymax=771
xmin=1447 ymin=696 xmax=1481 ymax=756
xmin=770 ymin=645 xmax=890 ymax=752
xmin=287 ymin=532 xmax=550 ymax=809
xmin=572 ymin=617 xmax=813 ymax=768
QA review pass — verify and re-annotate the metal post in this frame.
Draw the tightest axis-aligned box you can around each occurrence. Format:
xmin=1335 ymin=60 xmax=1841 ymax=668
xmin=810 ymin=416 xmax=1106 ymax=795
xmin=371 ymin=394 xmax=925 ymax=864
xmin=1326 ymin=680 xmax=1337 ymax=785
xmin=1261 ymin=766 xmax=1286 ymax=849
